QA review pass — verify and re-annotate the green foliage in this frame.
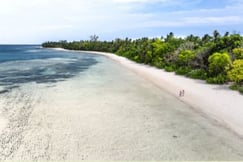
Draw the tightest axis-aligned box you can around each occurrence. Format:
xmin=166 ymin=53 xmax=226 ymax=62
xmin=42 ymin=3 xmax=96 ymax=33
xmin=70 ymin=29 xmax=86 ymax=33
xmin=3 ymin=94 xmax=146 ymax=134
xmin=229 ymin=84 xmax=243 ymax=94
xmin=233 ymin=48 xmax=243 ymax=59
xmin=152 ymin=39 xmax=167 ymax=55
xmin=175 ymin=67 xmax=191 ymax=75
xmin=227 ymin=59 xmax=243 ymax=85
xmin=208 ymin=52 xmax=231 ymax=76
xmin=178 ymin=50 xmax=196 ymax=66
xmin=42 ymin=31 xmax=243 ymax=91
xmin=186 ymin=69 xmax=208 ymax=80
xmin=145 ymin=51 xmax=153 ymax=64
xmin=165 ymin=65 xmax=176 ymax=72
xmin=229 ymin=84 xmax=239 ymax=90
xmin=133 ymin=55 xmax=139 ymax=62
xmin=206 ymin=74 xmax=227 ymax=84
xmin=152 ymin=56 xmax=164 ymax=68
xmin=239 ymin=86 xmax=243 ymax=94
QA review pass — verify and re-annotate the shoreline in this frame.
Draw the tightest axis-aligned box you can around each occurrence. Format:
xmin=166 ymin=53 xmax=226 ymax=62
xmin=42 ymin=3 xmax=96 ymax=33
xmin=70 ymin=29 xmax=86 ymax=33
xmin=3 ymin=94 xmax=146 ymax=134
xmin=77 ymin=50 xmax=243 ymax=137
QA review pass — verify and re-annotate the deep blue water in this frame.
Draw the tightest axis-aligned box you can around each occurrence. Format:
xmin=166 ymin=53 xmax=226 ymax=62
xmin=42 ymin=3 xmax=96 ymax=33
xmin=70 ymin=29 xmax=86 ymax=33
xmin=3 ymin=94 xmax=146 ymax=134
xmin=0 ymin=45 xmax=98 ymax=93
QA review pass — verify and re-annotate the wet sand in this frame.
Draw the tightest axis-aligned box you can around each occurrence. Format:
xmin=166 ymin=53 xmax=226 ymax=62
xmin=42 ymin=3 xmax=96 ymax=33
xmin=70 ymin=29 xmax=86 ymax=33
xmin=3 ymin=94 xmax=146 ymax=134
xmin=1 ymin=52 xmax=243 ymax=160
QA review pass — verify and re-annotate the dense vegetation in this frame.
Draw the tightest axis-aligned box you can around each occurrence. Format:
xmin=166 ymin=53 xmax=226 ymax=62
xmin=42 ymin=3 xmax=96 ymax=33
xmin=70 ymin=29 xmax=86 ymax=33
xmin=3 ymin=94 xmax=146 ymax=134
xmin=42 ymin=31 xmax=243 ymax=94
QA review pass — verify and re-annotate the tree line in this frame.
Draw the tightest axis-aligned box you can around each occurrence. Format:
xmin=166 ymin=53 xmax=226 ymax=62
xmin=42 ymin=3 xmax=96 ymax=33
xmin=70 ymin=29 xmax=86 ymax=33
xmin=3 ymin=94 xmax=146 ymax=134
xmin=42 ymin=31 xmax=243 ymax=94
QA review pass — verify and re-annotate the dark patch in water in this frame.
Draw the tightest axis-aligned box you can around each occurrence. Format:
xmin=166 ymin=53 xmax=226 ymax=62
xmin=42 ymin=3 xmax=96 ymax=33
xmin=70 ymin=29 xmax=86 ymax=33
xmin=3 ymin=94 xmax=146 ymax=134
xmin=0 ymin=45 xmax=99 ymax=93
xmin=0 ymin=85 xmax=20 ymax=95
xmin=0 ymin=90 xmax=9 ymax=94
xmin=0 ymin=58 xmax=98 ymax=92
xmin=1 ymin=59 xmax=97 ymax=83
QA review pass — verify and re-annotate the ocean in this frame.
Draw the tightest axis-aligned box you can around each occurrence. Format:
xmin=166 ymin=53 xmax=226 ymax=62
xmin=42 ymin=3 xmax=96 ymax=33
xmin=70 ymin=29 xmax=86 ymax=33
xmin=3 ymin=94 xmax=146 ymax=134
xmin=0 ymin=45 xmax=99 ymax=93
xmin=1 ymin=45 xmax=243 ymax=160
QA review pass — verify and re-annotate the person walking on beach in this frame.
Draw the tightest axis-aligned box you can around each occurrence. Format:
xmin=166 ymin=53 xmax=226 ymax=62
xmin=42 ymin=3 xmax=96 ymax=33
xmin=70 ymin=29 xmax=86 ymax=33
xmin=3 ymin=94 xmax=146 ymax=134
xmin=179 ymin=89 xmax=185 ymax=97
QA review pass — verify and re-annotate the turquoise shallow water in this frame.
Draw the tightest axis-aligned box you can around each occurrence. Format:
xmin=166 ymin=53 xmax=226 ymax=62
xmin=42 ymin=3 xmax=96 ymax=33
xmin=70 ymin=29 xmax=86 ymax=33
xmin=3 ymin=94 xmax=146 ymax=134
xmin=0 ymin=45 xmax=99 ymax=93
xmin=1 ymin=46 xmax=243 ymax=160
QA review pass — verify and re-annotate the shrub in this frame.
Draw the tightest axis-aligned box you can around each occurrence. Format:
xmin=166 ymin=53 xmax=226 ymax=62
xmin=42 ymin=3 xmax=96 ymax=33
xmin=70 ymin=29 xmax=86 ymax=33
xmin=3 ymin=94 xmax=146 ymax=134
xmin=175 ymin=67 xmax=191 ymax=75
xmin=154 ymin=63 xmax=165 ymax=69
xmin=227 ymin=59 xmax=243 ymax=85
xmin=239 ymin=86 xmax=243 ymax=94
xmin=187 ymin=69 xmax=208 ymax=80
xmin=164 ymin=65 xmax=175 ymax=72
xmin=133 ymin=56 xmax=139 ymax=62
xmin=233 ymin=48 xmax=243 ymax=59
xmin=229 ymin=84 xmax=238 ymax=90
xmin=152 ymin=56 xmax=164 ymax=69
xmin=208 ymin=52 xmax=231 ymax=76
xmin=206 ymin=74 xmax=227 ymax=84
xmin=178 ymin=50 xmax=196 ymax=66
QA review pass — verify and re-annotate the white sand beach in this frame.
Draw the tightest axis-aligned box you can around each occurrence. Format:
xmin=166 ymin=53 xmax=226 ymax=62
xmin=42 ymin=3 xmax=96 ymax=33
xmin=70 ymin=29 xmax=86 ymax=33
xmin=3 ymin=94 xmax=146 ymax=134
xmin=83 ymin=51 xmax=243 ymax=137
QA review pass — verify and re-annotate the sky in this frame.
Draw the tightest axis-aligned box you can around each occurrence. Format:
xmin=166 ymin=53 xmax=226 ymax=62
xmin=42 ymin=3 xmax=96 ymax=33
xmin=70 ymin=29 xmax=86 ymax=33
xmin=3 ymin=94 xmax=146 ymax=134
xmin=0 ymin=0 xmax=243 ymax=44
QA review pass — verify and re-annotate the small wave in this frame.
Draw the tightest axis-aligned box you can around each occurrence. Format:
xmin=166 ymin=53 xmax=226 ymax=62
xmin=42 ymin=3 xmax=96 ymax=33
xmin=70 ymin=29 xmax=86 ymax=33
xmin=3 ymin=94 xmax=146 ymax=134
xmin=25 ymin=49 xmax=39 ymax=53
xmin=51 ymin=48 xmax=68 ymax=51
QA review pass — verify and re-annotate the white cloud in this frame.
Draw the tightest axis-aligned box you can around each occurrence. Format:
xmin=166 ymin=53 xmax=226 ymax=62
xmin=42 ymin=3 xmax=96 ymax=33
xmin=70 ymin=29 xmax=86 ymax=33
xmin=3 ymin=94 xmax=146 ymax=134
xmin=0 ymin=0 xmax=242 ymax=43
xmin=113 ymin=0 xmax=168 ymax=3
xmin=113 ymin=0 xmax=151 ymax=3
xmin=183 ymin=16 xmax=242 ymax=25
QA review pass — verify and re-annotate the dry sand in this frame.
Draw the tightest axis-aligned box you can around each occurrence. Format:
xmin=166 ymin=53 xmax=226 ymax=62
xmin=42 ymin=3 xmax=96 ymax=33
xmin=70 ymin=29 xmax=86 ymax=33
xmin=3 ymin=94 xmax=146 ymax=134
xmin=1 ymin=50 xmax=243 ymax=160
xmin=83 ymin=51 xmax=243 ymax=137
